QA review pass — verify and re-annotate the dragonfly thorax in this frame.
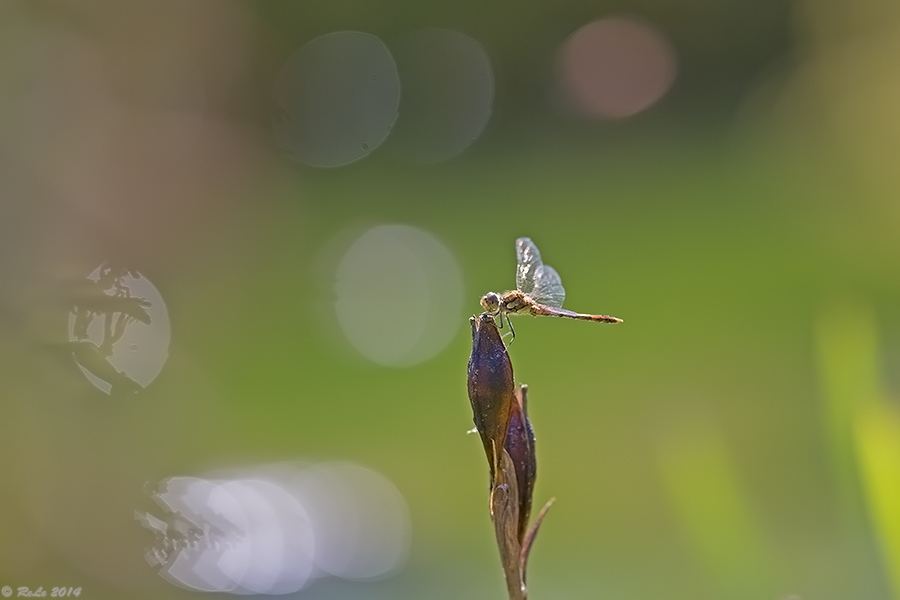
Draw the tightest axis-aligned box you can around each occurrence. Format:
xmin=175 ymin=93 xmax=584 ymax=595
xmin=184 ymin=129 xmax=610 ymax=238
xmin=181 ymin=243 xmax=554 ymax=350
xmin=499 ymin=290 xmax=530 ymax=314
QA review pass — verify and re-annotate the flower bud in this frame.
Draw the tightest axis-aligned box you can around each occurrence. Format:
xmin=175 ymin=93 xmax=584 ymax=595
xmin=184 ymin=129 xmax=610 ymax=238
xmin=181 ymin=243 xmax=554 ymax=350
xmin=505 ymin=384 xmax=536 ymax=543
xmin=467 ymin=314 xmax=515 ymax=479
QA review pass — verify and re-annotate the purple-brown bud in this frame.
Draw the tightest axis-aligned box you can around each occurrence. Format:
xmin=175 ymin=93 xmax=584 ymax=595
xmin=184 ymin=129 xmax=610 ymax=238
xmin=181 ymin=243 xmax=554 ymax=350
xmin=466 ymin=313 xmax=553 ymax=600
xmin=467 ymin=314 xmax=515 ymax=479
xmin=505 ymin=384 xmax=536 ymax=544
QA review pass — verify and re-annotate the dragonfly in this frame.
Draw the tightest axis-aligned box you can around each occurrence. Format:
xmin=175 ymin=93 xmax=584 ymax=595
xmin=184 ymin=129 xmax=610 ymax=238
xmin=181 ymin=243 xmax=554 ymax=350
xmin=480 ymin=237 xmax=622 ymax=341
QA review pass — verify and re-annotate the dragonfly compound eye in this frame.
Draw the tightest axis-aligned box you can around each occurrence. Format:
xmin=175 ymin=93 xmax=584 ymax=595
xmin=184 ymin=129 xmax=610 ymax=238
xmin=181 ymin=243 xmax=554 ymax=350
xmin=481 ymin=292 xmax=501 ymax=313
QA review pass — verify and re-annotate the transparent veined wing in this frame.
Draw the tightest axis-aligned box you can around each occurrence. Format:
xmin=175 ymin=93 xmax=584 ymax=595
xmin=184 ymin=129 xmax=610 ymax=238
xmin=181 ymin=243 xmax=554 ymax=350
xmin=515 ymin=238 xmax=543 ymax=295
xmin=530 ymin=264 xmax=566 ymax=308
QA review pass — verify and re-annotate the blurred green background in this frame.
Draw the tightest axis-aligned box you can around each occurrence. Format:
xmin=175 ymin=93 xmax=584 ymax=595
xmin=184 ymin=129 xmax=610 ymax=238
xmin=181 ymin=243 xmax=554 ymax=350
xmin=3 ymin=0 xmax=900 ymax=598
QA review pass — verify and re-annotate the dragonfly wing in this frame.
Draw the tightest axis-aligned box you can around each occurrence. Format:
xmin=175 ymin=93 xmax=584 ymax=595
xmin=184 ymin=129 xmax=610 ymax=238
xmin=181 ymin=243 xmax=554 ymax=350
xmin=515 ymin=237 xmax=544 ymax=295
xmin=530 ymin=264 xmax=566 ymax=308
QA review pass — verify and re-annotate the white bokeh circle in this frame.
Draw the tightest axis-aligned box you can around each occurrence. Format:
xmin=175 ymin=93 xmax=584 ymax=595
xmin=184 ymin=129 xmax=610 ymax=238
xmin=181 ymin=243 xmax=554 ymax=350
xmin=142 ymin=462 xmax=411 ymax=594
xmin=334 ymin=224 xmax=463 ymax=367
xmin=67 ymin=263 xmax=170 ymax=395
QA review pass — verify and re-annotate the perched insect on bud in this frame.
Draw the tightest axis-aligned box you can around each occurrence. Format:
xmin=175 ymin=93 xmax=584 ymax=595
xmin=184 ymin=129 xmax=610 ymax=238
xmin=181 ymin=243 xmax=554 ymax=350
xmin=479 ymin=237 xmax=622 ymax=343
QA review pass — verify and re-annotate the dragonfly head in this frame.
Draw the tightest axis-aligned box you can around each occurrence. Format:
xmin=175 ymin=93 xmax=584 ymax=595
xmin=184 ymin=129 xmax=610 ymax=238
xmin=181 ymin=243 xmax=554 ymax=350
xmin=480 ymin=292 xmax=501 ymax=315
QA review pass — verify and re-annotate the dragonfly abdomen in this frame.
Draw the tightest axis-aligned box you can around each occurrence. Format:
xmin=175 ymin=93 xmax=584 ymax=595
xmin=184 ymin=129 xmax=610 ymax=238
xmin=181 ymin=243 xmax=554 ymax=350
xmin=529 ymin=303 xmax=622 ymax=323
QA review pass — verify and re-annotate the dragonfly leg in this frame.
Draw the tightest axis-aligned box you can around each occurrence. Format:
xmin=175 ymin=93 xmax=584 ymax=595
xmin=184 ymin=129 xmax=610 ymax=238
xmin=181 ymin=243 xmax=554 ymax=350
xmin=503 ymin=316 xmax=516 ymax=347
xmin=494 ymin=311 xmax=515 ymax=347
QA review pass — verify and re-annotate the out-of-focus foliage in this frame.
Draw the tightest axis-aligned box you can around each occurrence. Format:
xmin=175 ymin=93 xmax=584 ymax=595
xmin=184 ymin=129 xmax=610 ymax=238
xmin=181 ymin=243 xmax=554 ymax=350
xmin=3 ymin=0 xmax=900 ymax=598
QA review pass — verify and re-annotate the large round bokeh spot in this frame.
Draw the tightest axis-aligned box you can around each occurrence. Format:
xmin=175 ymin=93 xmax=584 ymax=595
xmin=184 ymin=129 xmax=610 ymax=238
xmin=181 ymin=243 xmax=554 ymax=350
xmin=333 ymin=224 xmax=463 ymax=367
